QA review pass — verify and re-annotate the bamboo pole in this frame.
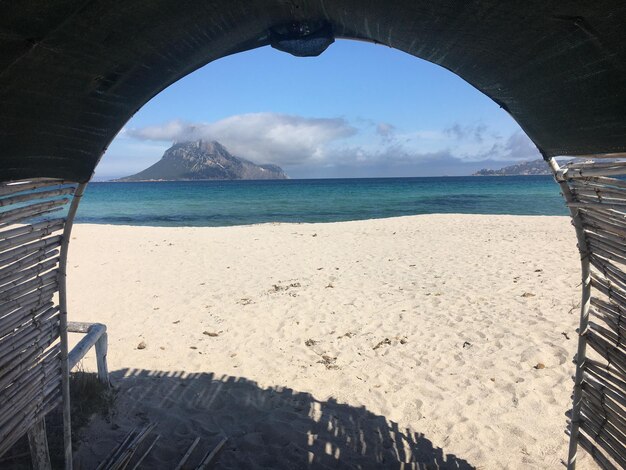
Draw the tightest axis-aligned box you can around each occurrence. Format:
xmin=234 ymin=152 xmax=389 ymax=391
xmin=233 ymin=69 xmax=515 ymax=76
xmin=571 ymin=176 xmax=626 ymax=191
xmin=58 ymin=182 xmax=86 ymax=470
xmin=0 ymin=270 xmax=58 ymax=302
xmin=572 ymin=186 xmax=626 ymax=202
xmin=0 ymin=187 xmax=75 ymax=208
xmin=0 ymin=249 xmax=59 ymax=283
xmin=562 ymin=152 xmax=626 ymax=160
xmin=0 ymin=282 xmax=56 ymax=319
xmin=0 ymin=235 xmax=62 ymax=267
xmin=95 ymin=333 xmax=109 ymax=386
xmin=0 ymin=218 xmax=65 ymax=244
xmin=579 ymin=418 xmax=626 ymax=468
xmin=0 ymin=199 xmax=69 ymax=225
xmin=577 ymin=432 xmax=616 ymax=470
xmin=580 ymin=402 xmax=626 ymax=455
xmin=27 ymin=418 xmax=52 ymax=470
xmin=586 ymin=333 xmax=626 ymax=377
xmin=0 ymin=222 xmax=66 ymax=253
xmin=565 ymin=160 xmax=626 ymax=170
xmin=67 ymin=323 xmax=106 ymax=370
xmin=0 ymin=180 xmax=67 ymax=197
xmin=0 ymin=385 xmax=62 ymax=458
xmin=559 ymin=165 xmax=626 ymax=180
xmin=550 ymin=157 xmax=593 ymax=470
xmin=0 ymin=301 xmax=55 ymax=342
xmin=583 ymin=380 xmax=626 ymax=425
xmin=0 ymin=258 xmax=59 ymax=290
xmin=569 ymin=201 xmax=626 ymax=212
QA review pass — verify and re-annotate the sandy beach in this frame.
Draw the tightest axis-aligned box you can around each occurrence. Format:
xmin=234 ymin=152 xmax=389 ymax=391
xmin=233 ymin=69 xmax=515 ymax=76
xmin=66 ymin=214 xmax=597 ymax=469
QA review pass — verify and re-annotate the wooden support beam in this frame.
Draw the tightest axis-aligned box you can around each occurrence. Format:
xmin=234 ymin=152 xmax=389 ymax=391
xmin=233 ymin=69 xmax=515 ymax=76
xmin=27 ymin=419 xmax=52 ymax=470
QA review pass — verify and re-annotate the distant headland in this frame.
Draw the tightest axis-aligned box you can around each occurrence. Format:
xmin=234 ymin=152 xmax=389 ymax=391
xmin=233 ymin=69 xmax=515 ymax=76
xmin=472 ymin=159 xmax=551 ymax=176
xmin=115 ymin=140 xmax=288 ymax=181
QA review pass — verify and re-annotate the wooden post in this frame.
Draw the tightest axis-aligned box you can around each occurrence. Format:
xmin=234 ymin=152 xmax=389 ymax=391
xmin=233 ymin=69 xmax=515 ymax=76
xmin=58 ymin=182 xmax=87 ymax=470
xmin=27 ymin=418 xmax=52 ymax=470
xmin=67 ymin=322 xmax=109 ymax=386
xmin=548 ymin=158 xmax=592 ymax=470
xmin=95 ymin=332 xmax=109 ymax=387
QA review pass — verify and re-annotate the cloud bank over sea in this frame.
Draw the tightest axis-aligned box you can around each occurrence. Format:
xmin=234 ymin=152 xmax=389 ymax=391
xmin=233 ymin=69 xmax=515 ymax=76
xmin=99 ymin=113 xmax=542 ymax=180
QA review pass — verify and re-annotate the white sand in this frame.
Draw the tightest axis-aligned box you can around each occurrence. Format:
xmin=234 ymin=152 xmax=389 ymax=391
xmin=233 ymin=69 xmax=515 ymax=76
xmin=68 ymin=214 xmax=598 ymax=469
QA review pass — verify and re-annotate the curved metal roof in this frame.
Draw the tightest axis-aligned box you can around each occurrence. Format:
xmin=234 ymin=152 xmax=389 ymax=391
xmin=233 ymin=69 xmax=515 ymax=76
xmin=1 ymin=1 xmax=625 ymax=182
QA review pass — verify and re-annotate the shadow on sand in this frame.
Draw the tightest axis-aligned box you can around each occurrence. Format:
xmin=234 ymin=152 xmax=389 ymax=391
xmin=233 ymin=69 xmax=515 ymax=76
xmin=73 ymin=368 xmax=474 ymax=469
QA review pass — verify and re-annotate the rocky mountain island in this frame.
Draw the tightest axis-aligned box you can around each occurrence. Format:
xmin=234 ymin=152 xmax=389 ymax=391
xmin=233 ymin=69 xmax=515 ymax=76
xmin=472 ymin=159 xmax=551 ymax=176
xmin=116 ymin=140 xmax=288 ymax=181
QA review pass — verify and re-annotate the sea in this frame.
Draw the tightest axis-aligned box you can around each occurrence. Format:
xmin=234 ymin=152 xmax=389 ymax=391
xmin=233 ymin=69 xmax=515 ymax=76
xmin=75 ymin=176 xmax=567 ymax=227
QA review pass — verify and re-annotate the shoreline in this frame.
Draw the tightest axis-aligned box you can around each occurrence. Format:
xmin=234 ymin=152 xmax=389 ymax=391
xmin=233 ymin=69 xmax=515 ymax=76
xmin=73 ymin=212 xmax=572 ymax=230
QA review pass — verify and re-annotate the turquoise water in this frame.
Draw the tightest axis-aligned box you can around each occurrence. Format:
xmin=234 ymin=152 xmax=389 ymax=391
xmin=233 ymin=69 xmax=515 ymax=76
xmin=76 ymin=176 xmax=567 ymax=227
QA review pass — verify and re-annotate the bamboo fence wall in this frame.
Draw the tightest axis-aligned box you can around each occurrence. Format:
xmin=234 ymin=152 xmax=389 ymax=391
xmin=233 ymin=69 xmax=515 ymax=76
xmin=0 ymin=178 xmax=79 ymax=466
xmin=550 ymin=157 xmax=626 ymax=470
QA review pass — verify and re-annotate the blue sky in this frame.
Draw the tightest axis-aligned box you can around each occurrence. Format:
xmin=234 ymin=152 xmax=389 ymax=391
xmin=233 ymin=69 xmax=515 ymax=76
xmin=95 ymin=40 xmax=541 ymax=180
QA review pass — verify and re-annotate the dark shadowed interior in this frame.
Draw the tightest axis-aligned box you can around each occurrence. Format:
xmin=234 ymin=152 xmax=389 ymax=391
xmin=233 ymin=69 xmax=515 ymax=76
xmin=1 ymin=1 xmax=626 ymax=182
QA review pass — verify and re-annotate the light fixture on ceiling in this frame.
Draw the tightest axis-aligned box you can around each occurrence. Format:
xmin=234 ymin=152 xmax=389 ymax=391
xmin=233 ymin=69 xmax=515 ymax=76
xmin=270 ymin=21 xmax=334 ymax=57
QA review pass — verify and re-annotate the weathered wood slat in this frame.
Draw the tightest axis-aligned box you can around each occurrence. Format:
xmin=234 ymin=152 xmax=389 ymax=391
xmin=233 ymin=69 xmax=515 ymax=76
xmin=585 ymin=360 xmax=626 ymax=402
xmin=572 ymin=179 xmax=626 ymax=195
xmin=591 ymin=298 xmax=626 ymax=326
xmin=0 ymin=342 xmax=60 ymax=397
xmin=586 ymin=332 xmax=626 ymax=377
xmin=583 ymin=379 xmax=626 ymax=425
xmin=577 ymin=430 xmax=617 ymax=470
xmin=585 ymin=224 xmax=626 ymax=247
xmin=0 ymin=307 xmax=59 ymax=361
xmin=0 ymin=187 xmax=75 ymax=208
xmin=0 ymin=374 xmax=61 ymax=456
xmin=0 ymin=301 xmax=54 ymax=340
xmin=574 ymin=188 xmax=626 ymax=204
xmin=0 ymin=346 xmax=60 ymax=411
xmin=0 ymin=270 xmax=58 ymax=302
xmin=0 ymin=314 xmax=59 ymax=368
xmin=0 ymin=365 xmax=60 ymax=430
xmin=591 ymin=275 xmax=626 ymax=307
xmin=0 ymin=235 xmax=62 ymax=267
xmin=67 ymin=323 xmax=106 ymax=370
xmin=570 ymin=201 xmax=626 ymax=213
xmin=589 ymin=265 xmax=626 ymax=298
xmin=588 ymin=242 xmax=626 ymax=268
xmin=28 ymin=418 xmax=52 ymax=470
xmin=0 ymin=199 xmax=69 ymax=225
xmin=0 ymin=218 xmax=65 ymax=243
xmin=0 ymin=259 xmax=59 ymax=291
xmin=0 ymin=247 xmax=59 ymax=281
xmin=0 ymin=282 xmax=57 ymax=319
xmin=580 ymin=402 xmax=626 ymax=458
xmin=1 ymin=350 xmax=61 ymax=421
xmin=571 ymin=176 xmax=626 ymax=192
xmin=590 ymin=309 xmax=626 ymax=345
xmin=0 ymin=223 xmax=65 ymax=254
xmin=588 ymin=322 xmax=626 ymax=353
xmin=0 ymin=180 xmax=67 ymax=198
xmin=579 ymin=418 xmax=626 ymax=469
xmin=561 ymin=165 xmax=626 ymax=179
xmin=0 ymin=383 xmax=63 ymax=459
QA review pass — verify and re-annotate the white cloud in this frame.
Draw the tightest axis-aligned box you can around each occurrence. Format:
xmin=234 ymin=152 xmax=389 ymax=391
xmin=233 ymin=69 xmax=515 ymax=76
xmin=105 ymin=113 xmax=542 ymax=179
xmin=127 ymin=113 xmax=356 ymax=165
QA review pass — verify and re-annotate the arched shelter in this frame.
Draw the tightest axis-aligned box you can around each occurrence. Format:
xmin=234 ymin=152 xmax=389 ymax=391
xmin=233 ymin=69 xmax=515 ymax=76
xmin=1 ymin=1 xmax=626 ymax=468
